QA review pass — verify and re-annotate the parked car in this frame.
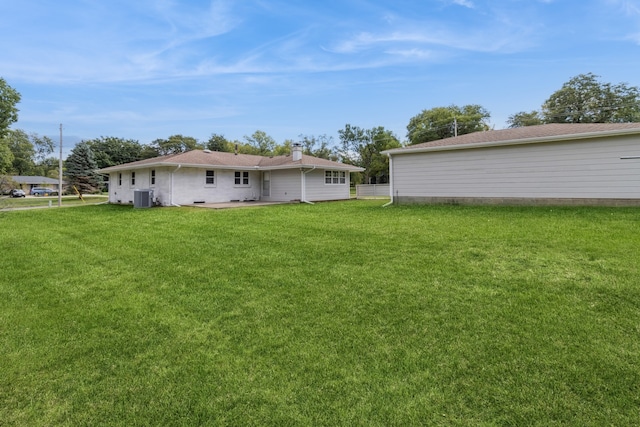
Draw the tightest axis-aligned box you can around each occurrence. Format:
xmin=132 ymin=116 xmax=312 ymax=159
xmin=30 ymin=187 xmax=57 ymax=196
xmin=10 ymin=189 xmax=26 ymax=198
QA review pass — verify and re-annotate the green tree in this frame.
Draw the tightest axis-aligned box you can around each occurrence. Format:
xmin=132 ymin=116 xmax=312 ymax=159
xmin=338 ymin=125 xmax=400 ymax=184
xmin=150 ymin=135 xmax=202 ymax=155
xmin=85 ymin=136 xmax=144 ymax=169
xmin=542 ymin=73 xmax=640 ymax=123
xmin=65 ymin=142 xmax=100 ymax=195
xmin=299 ymin=134 xmax=338 ymax=160
xmin=244 ymin=130 xmax=276 ymax=156
xmin=406 ymin=104 xmax=490 ymax=145
xmin=273 ymin=139 xmax=293 ymax=156
xmin=205 ymin=133 xmax=231 ymax=152
xmin=32 ymin=134 xmax=55 ymax=165
xmin=507 ymin=111 xmax=544 ymax=128
xmin=0 ymin=78 xmax=20 ymax=139
xmin=5 ymin=129 xmax=35 ymax=175
xmin=0 ymin=137 xmax=14 ymax=174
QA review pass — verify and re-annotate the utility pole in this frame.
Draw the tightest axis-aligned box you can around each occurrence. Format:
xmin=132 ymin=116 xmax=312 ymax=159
xmin=453 ymin=117 xmax=458 ymax=137
xmin=58 ymin=124 xmax=63 ymax=207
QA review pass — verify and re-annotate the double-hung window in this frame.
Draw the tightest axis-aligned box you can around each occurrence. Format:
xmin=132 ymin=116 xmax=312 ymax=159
xmin=234 ymin=171 xmax=249 ymax=186
xmin=150 ymin=170 xmax=156 ymax=186
xmin=118 ymin=173 xmax=122 ymax=186
xmin=205 ymin=170 xmax=215 ymax=185
xmin=325 ymin=170 xmax=346 ymax=184
xmin=131 ymin=171 xmax=136 ymax=187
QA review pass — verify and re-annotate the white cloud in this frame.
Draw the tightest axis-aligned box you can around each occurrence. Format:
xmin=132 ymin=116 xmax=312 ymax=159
xmin=613 ymin=0 xmax=640 ymax=15
xmin=451 ymin=0 xmax=475 ymax=8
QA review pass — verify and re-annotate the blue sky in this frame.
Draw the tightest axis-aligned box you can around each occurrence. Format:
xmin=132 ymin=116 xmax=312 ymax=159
xmin=2 ymin=0 xmax=640 ymax=153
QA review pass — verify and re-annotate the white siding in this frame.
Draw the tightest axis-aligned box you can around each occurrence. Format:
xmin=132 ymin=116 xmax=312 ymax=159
xmin=264 ymin=169 xmax=302 ymax=201
xmin=305 ymin=169 xmax=351 ymax=201
xmin=107 ymin=166 xmax=354 ymax=206
xmin=391 ymin=135 xmax=640 ymax=201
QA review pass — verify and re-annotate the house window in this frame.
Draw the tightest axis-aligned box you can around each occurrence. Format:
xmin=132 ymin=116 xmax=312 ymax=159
xmin=325 ymin=170 xmax=346 ymax=184
xmin=150 ymin=170 xmax=156 ymax=186
xmin=205 ymin=170 xmax=215 ymax=185
xmin=234 ymin=171 xmax=249 ymax=186
xmin=118 ymin=173 xmax=122 ymax=186
xmin=131 ymin=171 xmax=136 ymax=186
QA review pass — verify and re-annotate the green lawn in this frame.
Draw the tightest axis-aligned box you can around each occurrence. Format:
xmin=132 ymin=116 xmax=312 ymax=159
xmin=0 ymin=194 xmax=108 ymax=209
xmin=1 ymin=201 xmax=639 ymax=425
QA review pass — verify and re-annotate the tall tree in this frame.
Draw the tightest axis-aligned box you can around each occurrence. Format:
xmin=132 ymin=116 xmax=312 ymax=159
xmin=5 ymin=129 xmax=35 ymax=175
xmin=85 ymin=136 xmax=144 ymax=169
xmin=0 ymin=78 xmax=20 ymax=139
xmin=32 ymin=134 xmax=55 ymax=165
xmin=150 ymin=135 xmax=202 ymax=155
xmin=542 ymin=73 xmax=640 ymax=123
xmin=0 ymin=138 xmax=13 ymax=174
xmin=65 ymin=142 xmax=100 ymax=194
xmin=205 ymin=133 xmax=231 ymax=152
xmin=244 ymin=130 xmax=276 ymax=156
xmin=507 ymin=111 xmax=544 ymax=128
xmin=338 ymin=125 xmax=400 ymax=184
xmin=406 ymin=104 xmax=490 ymax=145
xmin=298 ymin=134 xmax=338 ymax=160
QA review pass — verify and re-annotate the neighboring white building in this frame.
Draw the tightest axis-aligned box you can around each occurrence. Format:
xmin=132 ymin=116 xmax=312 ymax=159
xmin=98 ymin=145 xmax=364 ymax=206
xmin=383 ymin=123 xmax=640 ymax=206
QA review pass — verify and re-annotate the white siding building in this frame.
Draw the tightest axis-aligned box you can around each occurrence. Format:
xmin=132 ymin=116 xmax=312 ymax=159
xmin=383 ymin=123 xmax=640 ymax=206
xmin=99 ymin=146 xmax=362 ymax=206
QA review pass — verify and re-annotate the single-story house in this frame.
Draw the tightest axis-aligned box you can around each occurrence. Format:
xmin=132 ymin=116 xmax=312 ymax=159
xmin=382 ymin=123 xmax=640 ymax=206
xmin=11 ymin=176 xmax=65 ymax=192
xmin=98 ymin=145 xmax=364 ymax=206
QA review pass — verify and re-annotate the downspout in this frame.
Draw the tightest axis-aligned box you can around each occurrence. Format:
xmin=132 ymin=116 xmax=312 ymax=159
xmin=382 ymin=153 xmax=393 ymax=207
xmin=301 ymin=166 xmax=316 ymax=205
xmin=170 ymin=164 xmax=182 ymax=207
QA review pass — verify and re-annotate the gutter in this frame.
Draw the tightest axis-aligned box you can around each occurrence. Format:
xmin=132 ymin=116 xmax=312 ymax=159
xmin=382 ymin=152 xmax=393 ymax=207
xmin=301 ymin=166 xmax=316 ymax=205
xmin=170 ymin=164 xmax=182 ymax=207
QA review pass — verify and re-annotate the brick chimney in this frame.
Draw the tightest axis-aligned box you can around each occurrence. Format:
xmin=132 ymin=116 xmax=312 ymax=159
xmin=292 ymin=143 xmax=302 ymax=161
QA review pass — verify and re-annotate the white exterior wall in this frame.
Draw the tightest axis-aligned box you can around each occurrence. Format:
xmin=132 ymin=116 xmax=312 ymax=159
xmin=305 ymin=169 xmax=351 ymax=201
xmin=263 ymin=169 xmax=302 ymax=202
xmin=108 ymin=166 xmax=354 ymax=205
xmin=391 ymin=135 xmax=640 ymax=201
xmin=109 ymin=167 xmax=172 ymax=205
xmin=171 ymin=168 xmax=261 ymax=205
xmin=109 ymin=167 xmax=260 ymax=206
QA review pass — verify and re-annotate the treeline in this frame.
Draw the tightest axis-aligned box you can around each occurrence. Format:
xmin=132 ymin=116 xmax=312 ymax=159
xmin=2 ymin=73 xmax=640 ymax=193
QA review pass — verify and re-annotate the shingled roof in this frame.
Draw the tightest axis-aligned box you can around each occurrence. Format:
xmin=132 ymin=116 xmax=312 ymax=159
xmin=98 ymin=149 xmax=364 ymax=173
xmin=385 ymin=123 xmax=640 ymax=154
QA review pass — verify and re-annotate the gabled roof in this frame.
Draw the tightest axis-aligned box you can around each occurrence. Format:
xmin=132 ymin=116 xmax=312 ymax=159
xmin=98 ymin=150 xmax=364 ymax=173
xmin=384 ymin=123 xmax=640 ymax=155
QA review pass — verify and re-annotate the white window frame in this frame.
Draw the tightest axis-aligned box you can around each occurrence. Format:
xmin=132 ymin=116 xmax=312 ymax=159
xmin=130 ymin=171 xmax=136 ymax=187
xmin=325 ymin=170 xmax=346 ymax=185
xmin=118 ymin=173 xmax=122 ymax=187
xmin=205 ymin=170 xmax=215 ymax=186
xmin=234 ymin=171 xmax=250 ymax=187
xmin=150 ymin=169 xmax=156 ymax=186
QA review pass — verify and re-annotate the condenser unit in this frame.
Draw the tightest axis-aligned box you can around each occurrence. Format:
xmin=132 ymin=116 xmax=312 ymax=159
xmin=133 ymin=189 xmax=153 ymax=208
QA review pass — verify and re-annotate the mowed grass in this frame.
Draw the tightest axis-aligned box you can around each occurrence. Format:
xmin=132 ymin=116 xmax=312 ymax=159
xmin=1 ymin=201 xmax=639 ymax=426
xmin=0 ymin=195 xmax=108 ymax=209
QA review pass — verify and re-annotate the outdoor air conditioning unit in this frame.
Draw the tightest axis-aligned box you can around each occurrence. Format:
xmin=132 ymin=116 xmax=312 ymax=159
xmin=133 ymin=189 xmax=154 ymax=208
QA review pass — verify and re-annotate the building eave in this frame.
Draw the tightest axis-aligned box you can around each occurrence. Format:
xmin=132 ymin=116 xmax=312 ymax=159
xmin=383 ymin=127 xmax=640 ymax=156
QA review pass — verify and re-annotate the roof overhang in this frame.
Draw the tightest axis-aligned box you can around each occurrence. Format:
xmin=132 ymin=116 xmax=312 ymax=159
xmin=383 ymin=127 xmax=640 ymax=156
xmin=99 ymin=162 xmax=365 ymax=174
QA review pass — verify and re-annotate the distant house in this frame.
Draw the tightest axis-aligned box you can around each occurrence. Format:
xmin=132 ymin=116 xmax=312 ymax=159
xmin=383 ymin=123 xmax=640 ymax=206
xmin=11 ymin=176 xmax=65 ymax=193
xmin=98 ymin=145 xmax=364 ymax=206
